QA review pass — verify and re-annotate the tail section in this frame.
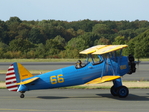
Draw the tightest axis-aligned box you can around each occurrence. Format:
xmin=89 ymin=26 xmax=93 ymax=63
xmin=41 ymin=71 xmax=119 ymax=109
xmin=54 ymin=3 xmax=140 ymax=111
xmin=5 ymin=62 xmax=33 ymax=92
xmin=6 ymin=64 xmax=18 ymax=91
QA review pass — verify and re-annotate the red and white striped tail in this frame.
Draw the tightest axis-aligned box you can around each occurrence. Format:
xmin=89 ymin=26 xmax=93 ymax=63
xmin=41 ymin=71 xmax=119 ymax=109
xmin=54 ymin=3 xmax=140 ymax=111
xmin=5 ymin=64 xmax=18 ymax=92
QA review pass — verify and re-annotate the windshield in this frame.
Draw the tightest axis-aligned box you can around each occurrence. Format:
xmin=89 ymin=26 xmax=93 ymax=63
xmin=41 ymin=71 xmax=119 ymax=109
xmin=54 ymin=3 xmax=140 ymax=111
xmin=86 ymin=54 xmax=103 ymax=65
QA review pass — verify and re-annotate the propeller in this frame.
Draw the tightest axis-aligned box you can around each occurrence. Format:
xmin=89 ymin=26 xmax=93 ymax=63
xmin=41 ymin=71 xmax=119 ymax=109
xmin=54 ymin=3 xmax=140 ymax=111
xmin=135 ymin=58 xmax=141 ymax=75
xmin=136 ymin=58 xmax=141 ymax=65
xmin=128 ymin=54 xmax=136 ymax=74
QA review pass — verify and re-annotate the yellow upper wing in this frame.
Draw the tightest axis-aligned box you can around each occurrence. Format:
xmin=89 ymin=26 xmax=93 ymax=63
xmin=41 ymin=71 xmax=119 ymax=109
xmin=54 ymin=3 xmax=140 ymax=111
xmin=80 ymin=45 xmax=128 ymax=55
xmin=80 ymin=45 xmax=107 ymax=54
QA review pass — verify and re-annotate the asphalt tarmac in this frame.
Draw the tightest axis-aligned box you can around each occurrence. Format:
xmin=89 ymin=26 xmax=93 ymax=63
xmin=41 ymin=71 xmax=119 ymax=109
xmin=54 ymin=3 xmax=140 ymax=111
xmin=0 ymin=62 xmax=149 ymax=112
xmin=0 ymin=89 xmax=149 ymax=112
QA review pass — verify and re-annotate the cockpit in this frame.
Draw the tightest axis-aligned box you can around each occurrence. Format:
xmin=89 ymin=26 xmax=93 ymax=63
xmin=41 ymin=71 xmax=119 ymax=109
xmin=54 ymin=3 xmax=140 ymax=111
xmin=75 ymin=49 xmax=124 ymax=69
xmin=75 ymin=54 xmax=104 ymax=69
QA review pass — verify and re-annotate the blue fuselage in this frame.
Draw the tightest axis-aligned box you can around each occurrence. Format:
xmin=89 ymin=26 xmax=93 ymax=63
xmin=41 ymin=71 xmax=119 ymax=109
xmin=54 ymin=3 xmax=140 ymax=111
xmin=20 ymin=56 xmax=129 ymax=91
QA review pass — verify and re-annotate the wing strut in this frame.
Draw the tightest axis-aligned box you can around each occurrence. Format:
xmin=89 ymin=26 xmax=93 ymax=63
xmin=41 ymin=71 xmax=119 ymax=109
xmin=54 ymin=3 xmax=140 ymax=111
xmin=86 ymin=53 xmax=121 ymax=84
xmin=101 ymin=53 xmax=116 ymax=77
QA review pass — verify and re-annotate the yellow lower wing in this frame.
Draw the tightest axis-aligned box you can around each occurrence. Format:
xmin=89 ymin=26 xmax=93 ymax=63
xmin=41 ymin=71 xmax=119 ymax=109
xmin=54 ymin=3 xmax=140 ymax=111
xmin=86 ymin=76 xmax=121 ymax=84
xmin=16 ymin=77 xmax=39 ymax=85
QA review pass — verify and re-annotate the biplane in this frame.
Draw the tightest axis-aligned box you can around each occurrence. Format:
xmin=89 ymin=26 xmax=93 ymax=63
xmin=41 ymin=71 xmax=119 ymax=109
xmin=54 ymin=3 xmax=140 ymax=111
xmin=5 ymin=45 xmax=136 ymax=98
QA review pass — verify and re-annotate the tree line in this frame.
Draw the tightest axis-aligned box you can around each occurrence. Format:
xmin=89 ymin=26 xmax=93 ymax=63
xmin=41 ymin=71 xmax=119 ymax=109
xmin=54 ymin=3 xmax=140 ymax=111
xmin=0 ymin=16 xmax=149 ymax=59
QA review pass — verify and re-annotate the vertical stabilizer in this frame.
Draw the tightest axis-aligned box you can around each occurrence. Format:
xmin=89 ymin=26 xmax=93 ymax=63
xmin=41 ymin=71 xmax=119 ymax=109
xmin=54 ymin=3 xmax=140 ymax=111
xmin=5 ymin=64 xmax=18 ymax=91
xmin=5 ymin=62 xmax=33 ymax=92
xmin=17 ymin=63 xmax=33 ymax=80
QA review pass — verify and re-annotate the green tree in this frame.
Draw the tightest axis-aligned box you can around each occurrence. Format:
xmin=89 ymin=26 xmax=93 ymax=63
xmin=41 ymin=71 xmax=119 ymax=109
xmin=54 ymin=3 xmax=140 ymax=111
xmin=125 ymin=40 xmax=135 ymax=56
xmin=9 ymin=38 xmax=35 ymax=53
xmin=118 ymin=29 xmax=136 ymax=40
xmin=45 ymin=39 xmax=63 ymax=57
xmin=92 ymin=24 xmax=111 ymax=34
xmin=76 ymin=32 xmax=99 ymax=47
xmin=7 ymin=17 xmax=22 ymax=23
xmin=127 ymin=29 xmax=149 ymax=58
xmin=53 ymin=35 xmax=66 ymax=48
xmin=6 ymin=17 xmax=21 ymax=32
xmin=112 ymin=36 xmax=126 ymax=45
xmin=61 ymin=49 xmax=80 ymax=58
xmin=134 ymin=32 xmax=149 ymax=58
xmin=0 ymin=42 xmax=9 ymax=58
xmin=76 ymin=29 xmax=85 ymax=35
xmin=65 ymin=32 xmax=100 ymax=58
xmin=29 ymin=27 xmax=45 ymax=44
xmin=66 ymin=37 xmax=88 ymax=52
xmin=94 ymin=37 xmax=111 ymax=45
xmin=16 ymin=23 xmax=31 ymax=39
xmin=34 ymin=43 xmax=46 ymax=58
xmin=69 ymin=19 xmax=97 ymax=32
xmin=0 ymin=20 xmax=7 ymax=43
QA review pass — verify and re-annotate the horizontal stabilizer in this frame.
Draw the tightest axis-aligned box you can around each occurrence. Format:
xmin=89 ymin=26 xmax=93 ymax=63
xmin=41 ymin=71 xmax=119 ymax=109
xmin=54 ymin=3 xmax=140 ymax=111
xmin=86 ymin=76 xmax=121 ymax=84
xmin=16 ymin=77 xmax=39 ymax=85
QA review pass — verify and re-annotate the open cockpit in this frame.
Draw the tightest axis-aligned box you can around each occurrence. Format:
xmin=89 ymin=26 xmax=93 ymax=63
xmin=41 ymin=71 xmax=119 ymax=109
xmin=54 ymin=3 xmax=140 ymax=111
xmin=75 ymin=47 xmax=124 ymax=69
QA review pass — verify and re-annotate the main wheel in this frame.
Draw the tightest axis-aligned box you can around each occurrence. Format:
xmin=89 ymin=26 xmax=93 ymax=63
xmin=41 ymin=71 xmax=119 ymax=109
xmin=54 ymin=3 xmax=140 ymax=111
xmin=110 ymin=86 xmax=118 ymax=96
xmin=20 ymin=93 xmax=25 ymax=98
xmin=117 ymin=86 xmax=129 ymax=98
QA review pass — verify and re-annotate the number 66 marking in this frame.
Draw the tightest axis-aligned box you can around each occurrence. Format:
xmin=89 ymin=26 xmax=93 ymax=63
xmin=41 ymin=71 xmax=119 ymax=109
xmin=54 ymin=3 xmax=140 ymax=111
xmin=50 ymin=74 xmax=64 ymax=84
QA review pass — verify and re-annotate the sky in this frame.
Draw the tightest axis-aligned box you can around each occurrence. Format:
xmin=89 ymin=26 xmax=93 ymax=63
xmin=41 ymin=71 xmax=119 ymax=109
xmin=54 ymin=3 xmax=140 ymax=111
xmin=0 ymin=0 xmax=149 ymax=22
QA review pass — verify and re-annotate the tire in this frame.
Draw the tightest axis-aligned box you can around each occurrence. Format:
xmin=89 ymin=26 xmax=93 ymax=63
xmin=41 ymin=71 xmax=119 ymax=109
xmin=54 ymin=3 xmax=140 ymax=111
xmin=117 ymin=86 xmax=129 ymax=98
xmin=20 ymin=94 xmax=25 ymax=98
xmin=110 ymin=86 xmax=118 ymax=96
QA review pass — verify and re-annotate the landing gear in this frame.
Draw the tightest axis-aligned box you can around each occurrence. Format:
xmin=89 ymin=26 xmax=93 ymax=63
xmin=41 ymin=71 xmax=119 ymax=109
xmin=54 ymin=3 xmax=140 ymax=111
xmin=110 ymin=86 xmax=118 ymax=96
xmin=20 ymin=91 xmax=25 ymax=98
xmin=117 ymin=86 xmax=129 ymax=98
xmin=110 ymin=86 xmax=129 ymax=98
xmin=20 ymin=93 xmax=25 ymax=98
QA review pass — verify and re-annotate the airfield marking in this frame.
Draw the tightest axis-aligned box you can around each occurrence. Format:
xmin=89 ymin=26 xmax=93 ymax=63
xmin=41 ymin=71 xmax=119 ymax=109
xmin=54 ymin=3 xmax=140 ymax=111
xmin=0 ymin=108 xmax=44 ymax=111
xmin=0 ymin=108 xmax=116 ymax=112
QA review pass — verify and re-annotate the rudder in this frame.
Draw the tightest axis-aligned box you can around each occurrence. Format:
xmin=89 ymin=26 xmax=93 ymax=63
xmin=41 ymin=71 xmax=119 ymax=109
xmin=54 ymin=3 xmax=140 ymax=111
xmin=5 ymin=62 xmax=33 ymax=92
xmin=6 ymin=63 xmax=18 ymax=91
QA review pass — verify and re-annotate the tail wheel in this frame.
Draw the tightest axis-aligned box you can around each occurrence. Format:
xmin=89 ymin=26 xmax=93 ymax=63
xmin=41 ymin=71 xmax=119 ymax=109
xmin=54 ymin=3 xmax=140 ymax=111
xmin=20 ymin=93 xmax=25 ymax=98
xmin=110 ymin=86 xmax=118 ymax=96
xmin=117 ymin=86 xmax=129 ymax=98
xmin=20 ymin=91 xmax=25 ymax=98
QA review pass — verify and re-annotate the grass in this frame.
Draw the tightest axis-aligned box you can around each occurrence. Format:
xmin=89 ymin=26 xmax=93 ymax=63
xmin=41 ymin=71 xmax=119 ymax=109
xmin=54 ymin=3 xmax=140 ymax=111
xmin=59 ymin=86 xmax=149 ymax=89
xmin=0 ymin=87 xmax=6 ymax=89
xmin=0 ymin=59 xmax=79 ymax=62
xmin=59 ymin=86 xmax=110 ymax=89
xmin=0 ymin=58 xmax=148 ymax=62
xmin=0 ymin=70 xmax=51 ymax=74
xmin=140 ymin=58 xmax=149 ymax=61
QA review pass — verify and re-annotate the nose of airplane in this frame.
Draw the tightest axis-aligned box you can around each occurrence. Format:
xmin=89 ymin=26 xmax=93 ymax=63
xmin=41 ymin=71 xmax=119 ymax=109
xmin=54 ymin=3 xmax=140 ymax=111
xmin=127 ymin=54 xmax=136 ymax=74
